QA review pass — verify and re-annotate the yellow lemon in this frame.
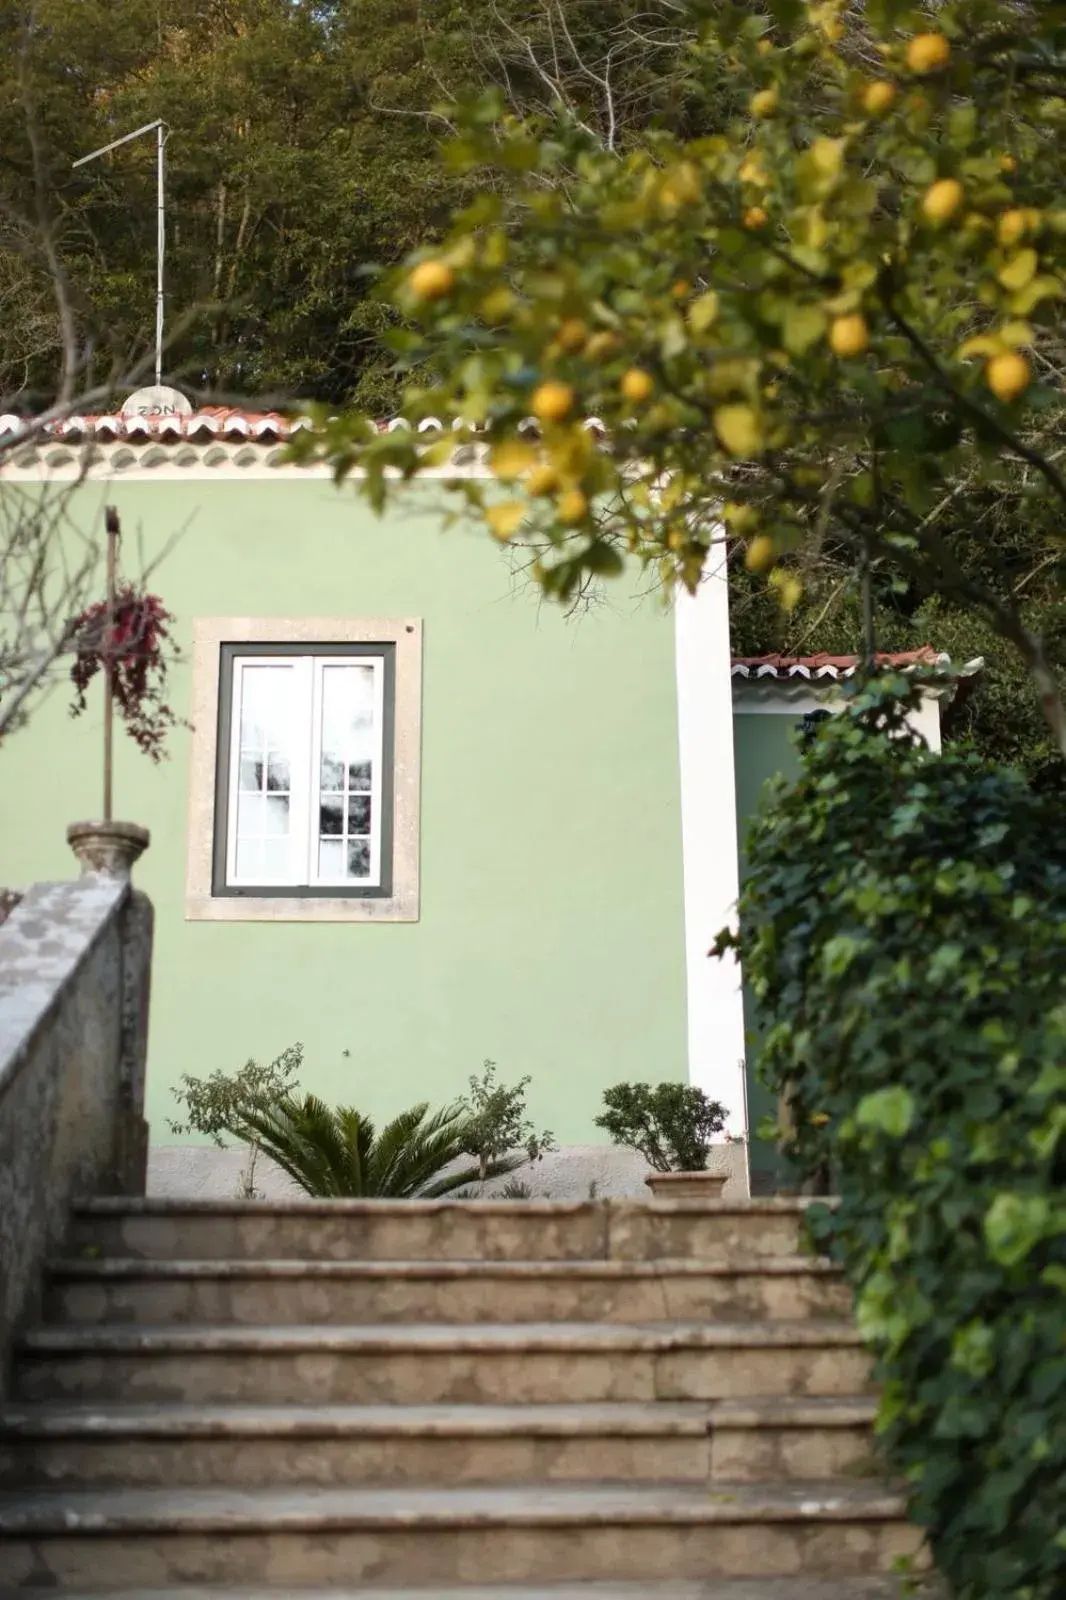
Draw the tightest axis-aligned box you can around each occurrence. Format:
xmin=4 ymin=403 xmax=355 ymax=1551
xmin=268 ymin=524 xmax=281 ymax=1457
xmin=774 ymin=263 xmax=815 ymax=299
xmin=526 ymin=464 xmax=559 ymax=498
xmin=744 ymin=534 xmax=776 ymax=573
xmin=999 ymin=153 xmax=1017 ymax=174
xmin=621 ymin=368 xmax=655 ymax=403
xmin=986 ymin=351 xmax=1031 ymax=402
xmin=486 ymin=501 xmax=526 ymax=543
xmin=862 ymin=80 xmax=897 ymax=116
xmin=724 ymin=501 xmax=759 ymax=535
xmin=997 ymin=209 xmax=1028 ymax=247
xmin=739 ymin=153 xmax=769 ymax=187
xmin=829 ymin=313 xmax=871 ymax=357
xmin=750 ymin=87 xmax=779 ymax=118
xmin=922 ymin=178 xmax=964 ymax=224
xmin=408 ymin=260 xmax=455 ymax=301
xmin=585 ymin=331 xmax=620 ymax=361
xmin=556 ymin=318 xmax=588 ymax=353
xmin=479 ymin=285 xmax=514 ymax=322
xmin=906 ymin=33 xmax=951 ymax=74
xmin=531 ymin=381 xmax=576 ymax=424
xmin=557 ymin=488 xmax=589 ymax=524
xmin=756 ymin=38 xmax=773 ymax=57
xmin=714 ymin=403 xmax=765 ymax=457
xmin=743 ymin=205 xmax=769 ymax=230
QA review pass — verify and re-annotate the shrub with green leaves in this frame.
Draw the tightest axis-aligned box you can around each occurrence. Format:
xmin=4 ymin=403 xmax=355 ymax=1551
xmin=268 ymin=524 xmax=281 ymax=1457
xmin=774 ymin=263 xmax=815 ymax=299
xmin=723 ymin=675 xmax=1066 ymax=1600
xmin=595 ymin=1081 xmax=727 ymax=1172
xmin=459 ymin=1060 xmax=556 ymax=1185
xmin=223 ymin=1094 xmax=495 ymax=1200
xmin=168 ymin=1044 xmax=304 ymax=1198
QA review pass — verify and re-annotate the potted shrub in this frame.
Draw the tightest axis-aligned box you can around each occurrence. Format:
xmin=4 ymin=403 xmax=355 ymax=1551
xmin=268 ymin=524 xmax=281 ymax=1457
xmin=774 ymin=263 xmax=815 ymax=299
xmin=595 ymin=1081 xmax=729 ymax=1198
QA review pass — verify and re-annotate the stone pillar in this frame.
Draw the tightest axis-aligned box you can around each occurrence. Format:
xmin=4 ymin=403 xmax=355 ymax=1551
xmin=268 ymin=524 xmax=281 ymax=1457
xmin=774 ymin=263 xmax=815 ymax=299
xmin=115 ymin=889 xmax=153 ymax=1196
xmin=67 ymin=820 xmax=150 ymax=879
xmin=66 ymin=821 xmax=153 ymax=1195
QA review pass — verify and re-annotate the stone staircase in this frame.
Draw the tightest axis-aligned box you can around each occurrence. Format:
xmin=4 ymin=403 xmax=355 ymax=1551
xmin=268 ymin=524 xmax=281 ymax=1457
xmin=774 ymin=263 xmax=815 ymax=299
xmin=0 ymin=1196 xmax=929 ymax=1597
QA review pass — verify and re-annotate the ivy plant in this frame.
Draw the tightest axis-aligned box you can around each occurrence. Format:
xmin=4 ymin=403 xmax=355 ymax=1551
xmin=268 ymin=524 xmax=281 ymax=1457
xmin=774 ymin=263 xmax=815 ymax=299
xmin=719 ymin=675 xmax=1066 ymax=1600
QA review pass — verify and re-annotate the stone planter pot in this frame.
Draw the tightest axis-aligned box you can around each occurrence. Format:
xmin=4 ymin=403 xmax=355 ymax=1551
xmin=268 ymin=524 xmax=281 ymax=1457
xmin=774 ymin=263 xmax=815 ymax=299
xmin=644 ymin=1170 xmax=728 ymax=1200
xmin=67 ymin=820 xmax=150 ymax=879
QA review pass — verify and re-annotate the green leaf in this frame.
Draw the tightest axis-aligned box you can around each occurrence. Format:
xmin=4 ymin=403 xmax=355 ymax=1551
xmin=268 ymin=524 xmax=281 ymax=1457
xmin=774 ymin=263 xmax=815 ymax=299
xmin=984 ymin=1193 xmax=1052 ymax=1267
xmin=856 ymin=1087 xmax=916 ymax=1139
xmin=783 ymin=302 xmax=828 ymax=355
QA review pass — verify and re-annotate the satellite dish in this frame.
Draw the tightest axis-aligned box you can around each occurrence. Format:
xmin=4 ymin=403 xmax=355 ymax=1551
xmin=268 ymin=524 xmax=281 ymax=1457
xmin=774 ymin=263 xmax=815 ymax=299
xmin=120 ymin=385 xmax=192 ymax=419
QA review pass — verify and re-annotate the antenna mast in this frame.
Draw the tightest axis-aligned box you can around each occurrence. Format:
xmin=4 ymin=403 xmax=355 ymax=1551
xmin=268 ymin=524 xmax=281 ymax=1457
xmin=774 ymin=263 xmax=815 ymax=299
xmin=74 ymin=118 xmax=169 ymax=387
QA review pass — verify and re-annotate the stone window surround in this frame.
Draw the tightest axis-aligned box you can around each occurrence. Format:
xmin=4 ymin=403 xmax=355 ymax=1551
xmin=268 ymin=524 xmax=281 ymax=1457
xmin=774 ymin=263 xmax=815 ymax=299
xmin=186 ymin=617 xmax=422 ymax=922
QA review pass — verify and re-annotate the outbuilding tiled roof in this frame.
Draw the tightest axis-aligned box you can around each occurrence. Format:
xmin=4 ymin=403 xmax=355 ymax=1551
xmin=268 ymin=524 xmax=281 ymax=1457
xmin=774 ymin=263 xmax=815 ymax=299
xmin=730 ymin=648 xmax=944 ymax=681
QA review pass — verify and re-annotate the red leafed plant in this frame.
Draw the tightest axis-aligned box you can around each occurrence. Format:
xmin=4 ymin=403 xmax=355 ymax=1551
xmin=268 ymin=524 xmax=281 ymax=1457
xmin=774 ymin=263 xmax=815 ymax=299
xmin=69 ymin=585 xmax=182 ymax=762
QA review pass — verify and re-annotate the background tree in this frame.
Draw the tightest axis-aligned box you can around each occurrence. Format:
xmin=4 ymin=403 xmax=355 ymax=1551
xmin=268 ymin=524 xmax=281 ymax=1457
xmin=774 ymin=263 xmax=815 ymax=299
xmin=296 ymin=0 xmax=1066 ymax=768
xmin=0 ymin=0 xmax=698 ymax=411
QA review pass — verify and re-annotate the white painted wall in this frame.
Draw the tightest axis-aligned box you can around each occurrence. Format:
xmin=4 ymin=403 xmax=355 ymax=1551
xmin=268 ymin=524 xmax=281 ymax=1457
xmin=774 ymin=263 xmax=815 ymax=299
xmin=673 ymin=550 xmax=748 ymax=1163
xmin=733 ymin=686 xmax=944 ymax=750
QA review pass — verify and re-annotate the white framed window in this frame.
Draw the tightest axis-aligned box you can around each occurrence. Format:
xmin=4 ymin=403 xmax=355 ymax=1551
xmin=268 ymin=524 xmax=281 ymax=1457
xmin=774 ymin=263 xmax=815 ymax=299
xmin=185 ymin=619 xmax=421 ymax=923
xmin=223 ymin=653 xmax=387 ymax=892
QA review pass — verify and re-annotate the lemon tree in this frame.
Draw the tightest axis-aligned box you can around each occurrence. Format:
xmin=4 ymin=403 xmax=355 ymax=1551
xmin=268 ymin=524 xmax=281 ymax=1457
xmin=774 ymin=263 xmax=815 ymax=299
xmin=297 ymin=0 xmax=1066 ymax=757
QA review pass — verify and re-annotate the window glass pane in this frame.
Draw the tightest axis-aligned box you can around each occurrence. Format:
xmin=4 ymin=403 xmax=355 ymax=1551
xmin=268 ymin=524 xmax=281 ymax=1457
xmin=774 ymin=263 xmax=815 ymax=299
xmin=347 ymin=838 xmax=371 ymax=879
xmin=319 ymin=798 xmax=343 ymax=836
xmin=239 ymin=665 xmax=294 ymax=752
xmin=235 ymin=838 xmax=262 ymax=881
xmin=266 ymin=754 xmax=290 ymax=793
xmin=347 ymin=794 xmax=372 ymax=836
xmin=348 ymin=759 xmax=372 ymax=791
xmin=321 ymin=664 xmax=375 ymax=791
xmin=231 ymin=663 xmax=298 ymax=884
xmin=318 ymin=838 xmax=344 ymax=878
xmin=261 ymin=839 xmax=291 ymax=881
xmin=265 ymin=795 xmax=290 ymax=836
xmin=238 ymin=792 xmax=265 ymax=836
xmin=321 ymin=755 xmax=344 ymax=790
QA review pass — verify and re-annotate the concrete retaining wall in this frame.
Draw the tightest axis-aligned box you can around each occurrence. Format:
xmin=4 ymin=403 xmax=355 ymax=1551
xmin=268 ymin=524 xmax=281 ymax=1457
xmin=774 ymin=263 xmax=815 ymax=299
xmin=148 ymin=1140 xmax=749 ymax=1202
xmin=0 ymin=878 xmax=153 ymax=1393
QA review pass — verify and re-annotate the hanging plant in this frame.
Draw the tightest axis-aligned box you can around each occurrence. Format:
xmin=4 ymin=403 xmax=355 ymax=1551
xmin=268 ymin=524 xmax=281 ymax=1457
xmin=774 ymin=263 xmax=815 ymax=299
xmin=69 ymin=584 xmax=182 ymax=762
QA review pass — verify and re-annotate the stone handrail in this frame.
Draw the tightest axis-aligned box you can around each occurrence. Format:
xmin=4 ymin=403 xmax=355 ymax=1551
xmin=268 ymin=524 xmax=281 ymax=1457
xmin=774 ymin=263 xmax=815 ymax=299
xmin=0 ymin=875 xmax=152 ymax=1394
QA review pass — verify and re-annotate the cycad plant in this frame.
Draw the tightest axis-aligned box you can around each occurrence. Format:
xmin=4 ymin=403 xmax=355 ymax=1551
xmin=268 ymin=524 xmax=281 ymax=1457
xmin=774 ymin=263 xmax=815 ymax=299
xmin=223 ymin=1093 xmax=519 ymax=1199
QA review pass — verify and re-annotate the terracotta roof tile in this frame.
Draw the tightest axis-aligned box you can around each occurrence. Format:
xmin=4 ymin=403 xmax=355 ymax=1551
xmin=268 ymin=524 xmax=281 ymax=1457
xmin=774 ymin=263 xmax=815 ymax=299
xmin=730 ymin=648 xmax=944 ymax=681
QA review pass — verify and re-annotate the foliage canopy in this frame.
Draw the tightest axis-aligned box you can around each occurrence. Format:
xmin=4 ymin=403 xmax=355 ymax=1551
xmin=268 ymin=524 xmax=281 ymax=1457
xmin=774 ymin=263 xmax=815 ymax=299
xmin=297 ymin=0 xmax=1066 ymax=760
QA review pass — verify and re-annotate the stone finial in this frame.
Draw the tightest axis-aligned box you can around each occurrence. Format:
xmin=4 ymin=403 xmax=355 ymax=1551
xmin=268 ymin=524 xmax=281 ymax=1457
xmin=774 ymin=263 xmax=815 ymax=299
xmin=67 ymin=821 xmax=150 ymax=879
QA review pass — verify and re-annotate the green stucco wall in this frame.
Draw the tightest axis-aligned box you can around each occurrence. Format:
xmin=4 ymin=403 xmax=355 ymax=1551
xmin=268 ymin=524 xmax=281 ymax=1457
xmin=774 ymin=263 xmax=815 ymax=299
xmin=732 ymin=711 xmax=804 ymax=1189
xmin=0 ymin=478 xmax=687 ymax=1145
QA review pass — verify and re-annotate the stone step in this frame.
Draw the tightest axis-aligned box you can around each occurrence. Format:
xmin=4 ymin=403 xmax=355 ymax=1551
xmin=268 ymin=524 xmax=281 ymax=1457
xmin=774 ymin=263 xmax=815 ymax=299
xmin=69 ymin=1197 xmax=825 ymax=1264
xmin=0 ymin=1587 xmax=941 ymax=1600
xmin=14 ymin=1321 xmax=873 ymax=1407
xmin=708 ymin=1398 xmax=879 ymax=1482
xmin=0 ymin=1482 xmax=926 ymax=1587
xmin=44 ymin=1255 xmax=849 ymax=1326
xmin=0 ymin=1401 xmax=709 ymax=1488
xmin=0 ymin=1396 xmax=879 ymax=1489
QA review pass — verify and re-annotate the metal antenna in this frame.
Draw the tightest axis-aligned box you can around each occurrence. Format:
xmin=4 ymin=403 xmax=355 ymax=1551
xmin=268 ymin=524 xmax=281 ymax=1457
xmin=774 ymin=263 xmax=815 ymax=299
xmin=74 ymin=119 xmax=169 ymax=387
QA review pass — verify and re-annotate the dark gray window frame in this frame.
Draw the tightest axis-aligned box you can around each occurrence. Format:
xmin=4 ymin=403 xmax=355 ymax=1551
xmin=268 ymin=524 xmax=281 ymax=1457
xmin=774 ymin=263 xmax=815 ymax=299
xmin=212 ymin=640 xmax=397 ymax=899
